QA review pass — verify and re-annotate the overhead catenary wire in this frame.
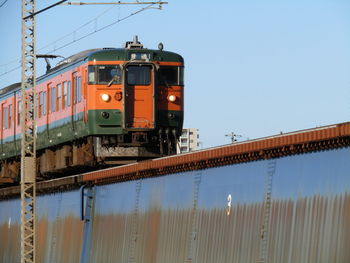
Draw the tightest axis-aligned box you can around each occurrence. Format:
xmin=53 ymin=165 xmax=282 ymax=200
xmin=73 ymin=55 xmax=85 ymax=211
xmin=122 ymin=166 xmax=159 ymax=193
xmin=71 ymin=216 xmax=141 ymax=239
xmin=46 ymin=4 xmax=156 ymax=53
xmin=23 ymin=0 xmax=68 ymax=20
xmin=39 ymin=2 xmax=118 ymax=52
xmin=62 ymin=1 xmax=167 ymax=5
xmin=0 ymin=2 xmax=161 ymax=79
xmin=0 ymin=0 xmax=8 ymax=8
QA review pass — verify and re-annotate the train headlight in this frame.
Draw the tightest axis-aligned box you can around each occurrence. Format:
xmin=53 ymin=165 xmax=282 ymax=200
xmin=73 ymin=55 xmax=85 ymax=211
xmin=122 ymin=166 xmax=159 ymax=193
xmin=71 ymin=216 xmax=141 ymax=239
xmin=101 ymin=93 xmax=111 ymax=102
xmin=167 ymin=94 xmax=176 ymax=102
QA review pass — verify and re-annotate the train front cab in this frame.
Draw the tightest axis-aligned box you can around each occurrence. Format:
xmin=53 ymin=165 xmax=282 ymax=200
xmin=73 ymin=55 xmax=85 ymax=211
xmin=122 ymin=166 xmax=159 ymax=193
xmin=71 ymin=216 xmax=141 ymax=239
xmin=122 ymin=60 xmax=184 ymax=155
xmin=87 ymin=49 xmax=184 ymax=160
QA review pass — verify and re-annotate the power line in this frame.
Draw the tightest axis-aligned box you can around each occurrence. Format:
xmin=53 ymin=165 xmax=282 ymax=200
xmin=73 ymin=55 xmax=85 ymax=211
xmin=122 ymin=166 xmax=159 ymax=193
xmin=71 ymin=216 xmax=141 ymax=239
xmin=0 ymin=3 xmax=159 ymax=79
xmin=0 ymin=65 xmax=21 ymax=78
xmin=46 ymin=4 xmax=156 ymax=53
xmin=0 ymin=0 xmax=8 ymax=8
xmin=1 ymin=2 xmax=116 ymax=70
xmin=23 ymin=0 xmax=68 ymax=19
xmin=38 ymin=2 xmax=118 ymax=52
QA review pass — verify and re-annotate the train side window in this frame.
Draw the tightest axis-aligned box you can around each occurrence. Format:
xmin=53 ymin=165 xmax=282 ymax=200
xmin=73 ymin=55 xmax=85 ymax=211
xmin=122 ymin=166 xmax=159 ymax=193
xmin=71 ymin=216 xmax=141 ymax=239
xmin=57 ymin=84 xmax=62 ymax=111
xmin=39 ymin=92 xmax=46 ymax=117
xmin=67 ymin=81 xmax=71 ymax=107
xmin=73 ymin=75 xmax=77 ymax=104
xmin=77 ymin=77 xmax=82 ymax=103
xmin=3 ymin=107 xmax=8 ymax=129
xmin=8 ymin=104 xmax=12 ymax=128
xmin=43 ymin=91 xmax=46 ymax=116
xmin=51 ymin=86 xmax=56 ymax=112
xmin=63 ymin=81 xmax=68 ymax=108
xmin=38 ymin=92 xmax=42 ymax=118
xmin=17 ymin=101 xmax=21 ymax=126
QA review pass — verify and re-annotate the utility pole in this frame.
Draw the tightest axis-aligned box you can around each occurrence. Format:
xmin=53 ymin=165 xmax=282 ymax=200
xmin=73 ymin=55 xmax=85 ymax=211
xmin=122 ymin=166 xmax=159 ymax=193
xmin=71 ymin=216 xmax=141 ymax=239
xmin=225 ymin=132 xmax=242 ymax=144
xmin=21 ymin=0 xmax=37 ymax=262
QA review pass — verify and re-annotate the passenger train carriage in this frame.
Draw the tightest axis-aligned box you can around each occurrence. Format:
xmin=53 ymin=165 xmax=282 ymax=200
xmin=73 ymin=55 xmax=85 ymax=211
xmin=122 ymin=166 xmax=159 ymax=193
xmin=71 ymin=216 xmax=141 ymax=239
xmin=0 ymin=37 xmax=184 ymax=181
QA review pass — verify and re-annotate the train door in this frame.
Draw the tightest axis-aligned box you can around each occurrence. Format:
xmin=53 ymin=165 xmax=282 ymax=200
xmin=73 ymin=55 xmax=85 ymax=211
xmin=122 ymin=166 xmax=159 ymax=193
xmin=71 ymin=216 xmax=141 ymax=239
xmin=124 ymin=64 xmax=155 ymax=129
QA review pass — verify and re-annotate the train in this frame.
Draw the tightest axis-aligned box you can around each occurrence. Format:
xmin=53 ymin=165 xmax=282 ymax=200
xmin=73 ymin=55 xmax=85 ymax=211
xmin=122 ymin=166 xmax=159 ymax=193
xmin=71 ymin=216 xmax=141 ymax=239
xmin=1 ymin=122 xmax=350 ymax=262
xmin=0 ymin=36 xmax=184 ymax=181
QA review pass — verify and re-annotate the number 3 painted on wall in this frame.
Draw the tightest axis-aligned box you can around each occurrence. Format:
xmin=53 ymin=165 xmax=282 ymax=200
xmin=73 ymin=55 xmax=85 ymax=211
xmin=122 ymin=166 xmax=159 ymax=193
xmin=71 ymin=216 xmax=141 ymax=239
xmin=226 ymin=194 xmax=232 ymax=216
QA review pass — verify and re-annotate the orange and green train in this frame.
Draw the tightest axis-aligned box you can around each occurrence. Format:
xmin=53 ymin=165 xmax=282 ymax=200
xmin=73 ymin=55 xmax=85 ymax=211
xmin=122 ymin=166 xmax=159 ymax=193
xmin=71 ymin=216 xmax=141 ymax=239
xmin=0 ymin=37 xmax=184 ymax=180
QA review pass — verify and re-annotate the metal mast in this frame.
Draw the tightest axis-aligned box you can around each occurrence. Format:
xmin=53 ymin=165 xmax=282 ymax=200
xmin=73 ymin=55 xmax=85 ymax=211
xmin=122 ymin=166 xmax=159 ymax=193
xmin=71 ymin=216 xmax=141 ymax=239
xmin=21 ymin=0 xmax=37 ymax=261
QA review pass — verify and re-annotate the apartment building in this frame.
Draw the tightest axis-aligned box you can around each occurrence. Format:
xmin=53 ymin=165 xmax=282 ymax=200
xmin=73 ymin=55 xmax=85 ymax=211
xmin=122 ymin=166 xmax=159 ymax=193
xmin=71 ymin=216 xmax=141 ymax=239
xmin=177 ymin=128 xmax=200 ymax=153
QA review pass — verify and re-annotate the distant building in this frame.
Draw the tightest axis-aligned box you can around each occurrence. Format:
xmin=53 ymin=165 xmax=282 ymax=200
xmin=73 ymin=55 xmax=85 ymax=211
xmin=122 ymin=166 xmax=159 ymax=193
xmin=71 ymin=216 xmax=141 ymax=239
xmin=177 ymin=128 xmax=200 ymax=154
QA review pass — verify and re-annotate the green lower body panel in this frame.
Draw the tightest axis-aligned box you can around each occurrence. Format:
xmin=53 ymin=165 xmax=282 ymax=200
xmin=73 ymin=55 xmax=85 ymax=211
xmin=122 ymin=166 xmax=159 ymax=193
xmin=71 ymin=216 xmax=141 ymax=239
xmin=0 ymin=109 xmax=183 ymax=161
xmin=88 ymin=109 xmax=123 ymax=135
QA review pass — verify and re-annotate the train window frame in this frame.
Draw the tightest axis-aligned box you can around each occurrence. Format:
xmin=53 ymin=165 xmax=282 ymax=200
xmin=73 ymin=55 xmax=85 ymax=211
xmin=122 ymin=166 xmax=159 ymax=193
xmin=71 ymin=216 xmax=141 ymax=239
xmin=77 ymin=76 xmax=82 ymax=103
xmin=63 ymin=81 xmax=68 ymax=108
xmin=51 ymin=86 xmax=56 ymax=113
xmin=38 ymin=92 xmax=46 ymax=118
xmin=17 ymin=101 xmax=21 ymax=126
xmin=43 ymin=91 xmax=46 ymax=116
xmin=8 ymin=104 xmax=12 ymax=129
xmin=38 ymin=92 xmax=41 ymax=118
xmin=157 ymin=66 xmax=184 ymax=86
xmin=3 ymin=107 xmax=8 ymax=130
xmin=73 ymin=75 xmax=77 ymax=104
xmin=67 ymin=81 xmax=71 ymax=106
xmin=73 ymin=74 xmax=81 ymax=104
xmin=57 ymin=83 xmax=62 ymax=111
xmin=157 ymin=66 xmax=178 ymax=86
xmin=127 ymin=65 xmax=151 ymax=86
xmin=88 ymin=65 xmax=122 ymax=85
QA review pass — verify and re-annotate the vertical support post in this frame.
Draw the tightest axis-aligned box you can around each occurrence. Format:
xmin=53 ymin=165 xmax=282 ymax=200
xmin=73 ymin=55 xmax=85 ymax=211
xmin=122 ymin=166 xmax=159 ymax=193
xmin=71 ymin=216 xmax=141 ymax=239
xmin=258 ymin=159 xmax=276 ymax=263
xmin=21 ymin=0 xmax=37 ymax=262
xmin=80 ymin=186 xmax=96 ymax=263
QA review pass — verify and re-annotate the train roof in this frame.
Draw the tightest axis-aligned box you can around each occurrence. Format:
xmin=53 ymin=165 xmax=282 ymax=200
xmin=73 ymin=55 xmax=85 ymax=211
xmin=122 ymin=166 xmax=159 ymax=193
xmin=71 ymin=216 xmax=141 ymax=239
xmin=49 ymin=47 xmax=184 ymax=72
xmin=1 ymin=37 xmax=183 ymax=92
xmin=0 ymin=48 xmax=183 ymax=93
xmin=0 ymin=82 xmax=21 ymax=97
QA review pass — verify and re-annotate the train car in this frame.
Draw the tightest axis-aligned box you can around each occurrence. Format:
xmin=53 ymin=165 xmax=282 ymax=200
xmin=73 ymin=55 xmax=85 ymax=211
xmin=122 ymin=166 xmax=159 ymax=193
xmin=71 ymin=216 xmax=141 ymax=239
xmin=0 ymin=36 xmax=184 ymax=181
xmin=0 ymin=122 xmax=350 ymax=262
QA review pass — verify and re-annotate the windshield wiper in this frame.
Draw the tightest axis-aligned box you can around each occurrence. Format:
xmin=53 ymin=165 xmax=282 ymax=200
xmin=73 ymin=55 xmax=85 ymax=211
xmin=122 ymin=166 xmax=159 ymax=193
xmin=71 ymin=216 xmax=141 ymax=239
xmin=107 ymin=75 xmax=121 ymax=87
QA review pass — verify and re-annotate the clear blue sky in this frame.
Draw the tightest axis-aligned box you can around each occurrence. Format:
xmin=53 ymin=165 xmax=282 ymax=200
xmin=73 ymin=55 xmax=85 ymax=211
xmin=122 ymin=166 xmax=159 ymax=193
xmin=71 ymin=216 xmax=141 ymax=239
xmin=1 ymin=0 xmax=350 ymax=148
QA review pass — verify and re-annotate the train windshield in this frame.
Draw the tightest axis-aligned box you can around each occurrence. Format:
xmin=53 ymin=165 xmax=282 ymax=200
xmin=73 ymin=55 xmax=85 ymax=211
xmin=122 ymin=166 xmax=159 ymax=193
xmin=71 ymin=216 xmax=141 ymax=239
xmin=88 ymin=65 xmax=122 ymax=85
xmin=157 ymin=66 xmax=184 ymax=86
xmin=127 ymin=65 xmax=151 ymax=85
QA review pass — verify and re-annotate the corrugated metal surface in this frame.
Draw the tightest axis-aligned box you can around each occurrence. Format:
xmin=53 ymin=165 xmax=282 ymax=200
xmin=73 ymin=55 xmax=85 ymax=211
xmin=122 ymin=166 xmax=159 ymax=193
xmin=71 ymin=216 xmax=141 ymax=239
xmin=1 ymin=140 xmax=350 ymax=262
xmin=0 ymin=191 xmax=84 ymax=262
xmin=0 ymin=198 xmax=20 ymax=262
xmin=89 ymin=173 xmax=195 ymax=263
